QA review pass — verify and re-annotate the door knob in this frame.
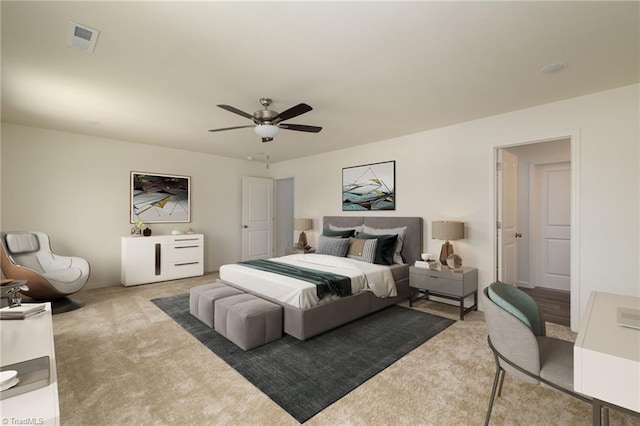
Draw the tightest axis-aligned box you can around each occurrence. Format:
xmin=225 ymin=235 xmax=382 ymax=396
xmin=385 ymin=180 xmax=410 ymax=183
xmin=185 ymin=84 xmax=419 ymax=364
xmin=243 ymin=225 xmax=248 ymax=229
xmin=515 ymin=232 xmax=522 ymax=238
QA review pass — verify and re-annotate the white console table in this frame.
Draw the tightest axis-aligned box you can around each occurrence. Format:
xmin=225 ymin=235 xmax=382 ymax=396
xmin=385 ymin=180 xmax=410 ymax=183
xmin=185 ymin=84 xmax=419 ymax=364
xmin=0 ymin=303 xmax=59 ymax=425
xmin=574 ymin=292 xmax=640 ymax=424
xmin=121 ymin=234 xmax=204 ymax=286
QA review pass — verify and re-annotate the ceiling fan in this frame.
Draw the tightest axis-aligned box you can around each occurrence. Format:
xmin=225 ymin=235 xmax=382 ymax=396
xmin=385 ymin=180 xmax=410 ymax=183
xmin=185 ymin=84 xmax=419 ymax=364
xmin=208 ymin=98 xmax=322 ymax=142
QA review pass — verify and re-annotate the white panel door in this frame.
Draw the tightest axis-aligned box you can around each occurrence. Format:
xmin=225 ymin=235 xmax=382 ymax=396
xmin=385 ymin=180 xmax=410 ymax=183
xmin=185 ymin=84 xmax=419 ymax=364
xmin=534 ymin=162 xmax=571 ymax=291
xmin=242 ymin=177 xmax=274 ymax=261
xmin=498 ymin=149 xmax=519 ymax=285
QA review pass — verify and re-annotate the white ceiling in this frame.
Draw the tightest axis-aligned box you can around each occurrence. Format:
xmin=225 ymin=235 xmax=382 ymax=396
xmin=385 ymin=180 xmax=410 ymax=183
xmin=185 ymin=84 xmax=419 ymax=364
xmin=2 ymin=1 xmax=638 ymax=163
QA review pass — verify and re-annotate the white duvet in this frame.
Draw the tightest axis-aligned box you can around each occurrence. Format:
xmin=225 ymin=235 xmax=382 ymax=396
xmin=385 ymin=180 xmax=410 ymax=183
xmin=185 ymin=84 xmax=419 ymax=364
xmin=219 ymin=254 xmax=397 ymax=309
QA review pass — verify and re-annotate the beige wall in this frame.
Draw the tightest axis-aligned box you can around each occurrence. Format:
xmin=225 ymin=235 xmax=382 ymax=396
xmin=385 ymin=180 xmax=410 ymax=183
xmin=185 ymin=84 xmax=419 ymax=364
xmin=2 ymin=84 xmax=638 ymax=330
xmin=271 ymin=84 xmax=640 ymax=328
xmin=0 ymin=124 xmax=269 ymax=288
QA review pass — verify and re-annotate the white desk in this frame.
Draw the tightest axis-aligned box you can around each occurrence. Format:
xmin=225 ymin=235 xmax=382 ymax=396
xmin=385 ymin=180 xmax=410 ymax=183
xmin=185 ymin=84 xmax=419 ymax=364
xmin=0 ymin=304 xmax=60 ymax=425
xmin=574 ymin=292 xmax=640 ymax=423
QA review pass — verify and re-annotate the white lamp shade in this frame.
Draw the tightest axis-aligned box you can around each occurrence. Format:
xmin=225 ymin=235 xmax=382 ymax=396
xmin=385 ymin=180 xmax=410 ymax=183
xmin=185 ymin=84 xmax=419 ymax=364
xmin=432 ymin=221 xmax=464 ymax=241
xmin=294 ymin=218 xmax=312 ymax=231
xmin=254 ymin=124 xmax=280 ymax=138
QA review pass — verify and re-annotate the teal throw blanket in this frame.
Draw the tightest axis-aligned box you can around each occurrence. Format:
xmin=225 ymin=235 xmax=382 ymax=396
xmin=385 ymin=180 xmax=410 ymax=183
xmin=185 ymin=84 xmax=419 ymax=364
xmin=237 ymin=259 xmax=352 ymax=299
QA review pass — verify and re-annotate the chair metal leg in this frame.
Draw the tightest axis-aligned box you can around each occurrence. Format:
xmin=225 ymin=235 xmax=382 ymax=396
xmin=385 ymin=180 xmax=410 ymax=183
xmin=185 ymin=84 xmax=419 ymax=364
xmin=497 ymin=368 xmax=505 ymax=397
xmin=485 ymin=364 xmax=504 ymax=426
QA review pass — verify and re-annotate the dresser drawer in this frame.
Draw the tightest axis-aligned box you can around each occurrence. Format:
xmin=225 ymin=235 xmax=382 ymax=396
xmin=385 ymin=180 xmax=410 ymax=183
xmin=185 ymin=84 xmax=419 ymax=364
xmin=166 ymin=243 xmax=203 ymax=262
xmin=168 ymin=260 xmax=203 ymax=279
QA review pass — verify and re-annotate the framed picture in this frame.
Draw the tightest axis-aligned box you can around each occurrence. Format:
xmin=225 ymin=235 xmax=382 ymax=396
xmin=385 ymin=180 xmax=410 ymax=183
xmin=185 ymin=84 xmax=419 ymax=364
xmin=342 ymin=160 xmax=395 ymax=211
xmin=130 ymin=172 xmax=191 ymax=223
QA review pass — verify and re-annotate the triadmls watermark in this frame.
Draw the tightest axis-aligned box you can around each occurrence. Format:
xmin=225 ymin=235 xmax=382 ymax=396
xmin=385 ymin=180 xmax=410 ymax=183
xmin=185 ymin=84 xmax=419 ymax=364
xmin=2 ymin=418 xmax=45 ymax=425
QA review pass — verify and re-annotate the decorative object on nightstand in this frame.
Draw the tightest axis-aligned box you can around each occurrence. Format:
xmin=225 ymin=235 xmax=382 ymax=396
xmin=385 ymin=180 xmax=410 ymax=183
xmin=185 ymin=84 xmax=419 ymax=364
xmin=431 ymin=221 xmax=464 ymax=266
xmin=447 ymin=253 xmax=462 ymax=271
xmin=415 ymin=253 xmax=437 ymax=269
xmin=294 ymin=218 xmax=312 ymax=250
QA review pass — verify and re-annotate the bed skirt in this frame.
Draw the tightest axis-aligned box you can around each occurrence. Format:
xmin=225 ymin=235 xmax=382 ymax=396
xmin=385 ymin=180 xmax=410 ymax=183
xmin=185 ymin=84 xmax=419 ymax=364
xmin=221 ymin=278 xmax=410 ymax=340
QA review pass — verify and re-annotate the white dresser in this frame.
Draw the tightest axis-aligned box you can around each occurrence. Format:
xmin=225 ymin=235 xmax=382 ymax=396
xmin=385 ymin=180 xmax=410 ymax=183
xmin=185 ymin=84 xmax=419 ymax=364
xmin=121 ymin=234 xmax=204 ymax=286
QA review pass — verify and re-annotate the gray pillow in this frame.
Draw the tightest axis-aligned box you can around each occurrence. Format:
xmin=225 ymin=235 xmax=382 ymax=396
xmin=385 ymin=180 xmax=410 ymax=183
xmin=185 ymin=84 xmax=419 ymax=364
xmin=316 ymin=235 xmax=350 ymax=257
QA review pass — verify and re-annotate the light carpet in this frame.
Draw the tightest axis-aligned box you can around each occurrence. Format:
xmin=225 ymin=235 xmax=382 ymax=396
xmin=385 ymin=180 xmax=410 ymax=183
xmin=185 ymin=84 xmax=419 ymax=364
xmin=51 ymin=273 xmax=636 ymax=425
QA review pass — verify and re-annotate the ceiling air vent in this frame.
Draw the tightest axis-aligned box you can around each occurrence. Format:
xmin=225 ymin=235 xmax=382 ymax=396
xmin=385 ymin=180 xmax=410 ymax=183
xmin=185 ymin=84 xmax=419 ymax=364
xmin=67 ymin=21 xmax=100 ymax=53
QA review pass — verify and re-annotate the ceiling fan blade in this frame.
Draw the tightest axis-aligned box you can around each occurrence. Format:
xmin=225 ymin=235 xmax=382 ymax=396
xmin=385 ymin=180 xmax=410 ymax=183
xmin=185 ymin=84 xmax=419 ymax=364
xmin=208 ymin=125 xmax=254 ymax=133
xmin=273 ymin=103 xmax=312 ymax=123
xmin=217 ymin=104 xmax=256 ymax=121
xmin=279 ymin=123 xmax=323 ymax=133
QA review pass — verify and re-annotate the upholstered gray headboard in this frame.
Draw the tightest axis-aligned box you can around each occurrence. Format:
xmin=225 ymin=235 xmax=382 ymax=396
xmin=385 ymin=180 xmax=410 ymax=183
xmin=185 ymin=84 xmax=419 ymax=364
xmin=322 ymin=216 xmax=423 ymax=266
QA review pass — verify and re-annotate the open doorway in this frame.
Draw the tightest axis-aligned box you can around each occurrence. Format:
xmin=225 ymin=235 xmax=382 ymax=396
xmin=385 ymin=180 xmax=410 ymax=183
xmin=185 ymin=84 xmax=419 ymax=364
xmin=274 ymin=178 xmax=294 ymax=257
xmin=496 ymin=138 xmax=573 ymax=326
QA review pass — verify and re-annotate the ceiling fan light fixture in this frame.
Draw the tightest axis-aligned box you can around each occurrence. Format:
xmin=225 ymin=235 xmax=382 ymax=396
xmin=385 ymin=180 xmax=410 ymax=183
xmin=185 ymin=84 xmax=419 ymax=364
xmin=254 ymin=124 xmax=280 ymax=139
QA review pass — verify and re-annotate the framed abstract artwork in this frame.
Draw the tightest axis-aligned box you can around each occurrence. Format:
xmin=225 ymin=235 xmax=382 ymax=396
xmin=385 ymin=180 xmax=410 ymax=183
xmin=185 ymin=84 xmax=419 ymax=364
xmin=130 ymin=172 xmax=191 ymax=223
xmin=342 ymin=160 xmax=395 ymax=211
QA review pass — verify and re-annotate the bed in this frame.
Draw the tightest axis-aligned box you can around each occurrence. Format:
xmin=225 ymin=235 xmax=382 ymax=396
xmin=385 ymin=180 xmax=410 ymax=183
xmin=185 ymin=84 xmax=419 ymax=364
xmin=219 ymin=216 xmax=423 ymax=340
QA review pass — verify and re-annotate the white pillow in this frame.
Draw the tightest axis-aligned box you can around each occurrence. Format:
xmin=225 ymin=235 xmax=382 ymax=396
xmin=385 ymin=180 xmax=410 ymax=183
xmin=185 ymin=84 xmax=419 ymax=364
xmin=329 ymin=223 xmax=363 ymax=234
xmin=361 ymin=224 xmax=407 ymax=264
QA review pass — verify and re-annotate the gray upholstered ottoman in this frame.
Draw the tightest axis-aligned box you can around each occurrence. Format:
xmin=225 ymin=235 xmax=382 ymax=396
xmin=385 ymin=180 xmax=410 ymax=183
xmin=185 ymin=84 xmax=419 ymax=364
xmin=214 ymin=294 xmax=283 ymax=351
xmin=189 ymin=281 xmax=245 ymax=328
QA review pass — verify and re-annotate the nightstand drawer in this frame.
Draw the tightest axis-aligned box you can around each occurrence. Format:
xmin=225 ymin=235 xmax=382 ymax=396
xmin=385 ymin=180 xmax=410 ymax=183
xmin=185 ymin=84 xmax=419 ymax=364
xmin=410 ymin=273 xmax=463 ymax=296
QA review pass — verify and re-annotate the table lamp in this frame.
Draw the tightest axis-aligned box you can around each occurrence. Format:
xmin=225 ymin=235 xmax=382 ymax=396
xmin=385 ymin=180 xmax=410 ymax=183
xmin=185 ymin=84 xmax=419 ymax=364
xmin=294 ymin=218 xmax=312 ymax=250
xmin=431 ymin=221 xmax=464 ymax=266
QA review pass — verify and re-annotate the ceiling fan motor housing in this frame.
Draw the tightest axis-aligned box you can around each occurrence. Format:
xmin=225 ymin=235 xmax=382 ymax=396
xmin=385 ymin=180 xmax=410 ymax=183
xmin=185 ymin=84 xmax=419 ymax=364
xmin=253 ymin=108 xmax=279 ymax=124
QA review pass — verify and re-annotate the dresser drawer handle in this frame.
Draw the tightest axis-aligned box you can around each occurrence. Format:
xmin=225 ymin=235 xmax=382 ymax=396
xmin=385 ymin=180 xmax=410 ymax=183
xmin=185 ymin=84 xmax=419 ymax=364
xmin=175 ymin=261 xmax=200 ymax=266
xmin=430 ymin=275 xmax=440 ymax=279
xmin=174 ymin=238 xmax=200 ymax=242
xmin=174 ymin=245 xmax=199 ymax=249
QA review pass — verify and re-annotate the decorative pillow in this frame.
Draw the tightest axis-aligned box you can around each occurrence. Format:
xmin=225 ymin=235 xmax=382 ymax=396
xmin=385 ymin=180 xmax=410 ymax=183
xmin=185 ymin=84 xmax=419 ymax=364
xmin=347 ymin=237 xmax=378 ymax=263
xmin=316 ymin=235 xmax=350 ymax=257
xmin=322 ymin=228 xmax=355 ymax=238
xmin=329 ymin=223 xmax=364 ymax=234
xmin=355 ymin=232 xmax=398 ymax=265
xmin=361 ymin=224 xmax=407 ymax=264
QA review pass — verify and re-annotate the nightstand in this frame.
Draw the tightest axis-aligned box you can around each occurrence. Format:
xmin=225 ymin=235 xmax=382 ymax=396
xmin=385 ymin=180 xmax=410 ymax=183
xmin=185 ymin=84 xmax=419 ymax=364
xmin=409 ymin=266 xmax=478 ymax=320
xmin=285 ymin=248 xmax=315 ymax=255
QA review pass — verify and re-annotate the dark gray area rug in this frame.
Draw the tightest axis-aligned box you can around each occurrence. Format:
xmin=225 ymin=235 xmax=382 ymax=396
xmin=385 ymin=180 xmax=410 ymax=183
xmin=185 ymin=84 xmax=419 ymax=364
xmin=152 ymin=293 xmax=455 ymax=423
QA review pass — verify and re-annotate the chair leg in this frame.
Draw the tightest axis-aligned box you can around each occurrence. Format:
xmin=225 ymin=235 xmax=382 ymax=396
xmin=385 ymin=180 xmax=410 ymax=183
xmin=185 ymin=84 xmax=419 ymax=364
xmin=485 ymin=365 xmax=503 ymax=426
xmin=497 ymin=368 xmax=505 ymax=397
